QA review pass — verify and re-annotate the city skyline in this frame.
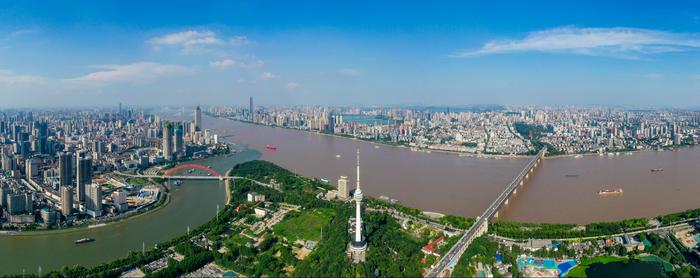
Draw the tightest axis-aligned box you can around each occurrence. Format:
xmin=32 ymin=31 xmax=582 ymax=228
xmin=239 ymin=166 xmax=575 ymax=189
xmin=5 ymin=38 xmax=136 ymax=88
xmin=1 ymin=1 xmax=700 ymax=107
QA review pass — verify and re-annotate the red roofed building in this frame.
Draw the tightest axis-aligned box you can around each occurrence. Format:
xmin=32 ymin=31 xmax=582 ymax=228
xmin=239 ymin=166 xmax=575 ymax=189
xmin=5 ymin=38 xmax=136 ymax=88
xmin=422 ymin=237 xmax=445 ymax=257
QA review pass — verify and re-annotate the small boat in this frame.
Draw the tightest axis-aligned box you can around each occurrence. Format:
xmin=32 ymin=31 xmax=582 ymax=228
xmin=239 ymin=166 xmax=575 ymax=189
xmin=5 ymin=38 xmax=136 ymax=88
xmin=598 ymin=188 xmax=623 ymax=195
xmin=650 ymin=168 xmax=664 ymax=173
xmin=574 ymin=155 xmax=583 ymax=158
xmin=320 ymin=178 xmax=329 ymax=183
xmin=75 ymin=238 xmax=95 ymax=244
xmin=374 ymin=146 xmax=379 ymax=149
xmin=335 ymin=154 xmax=341 ymax=158
xmin=266 ymin=145 xmax=278 ymax=151
xmin=565 ymin=173 xmax=579 ymax=178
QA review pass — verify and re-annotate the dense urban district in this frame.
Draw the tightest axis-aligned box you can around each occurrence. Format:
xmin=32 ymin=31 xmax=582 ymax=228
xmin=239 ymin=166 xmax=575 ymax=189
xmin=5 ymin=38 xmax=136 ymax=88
xmin=2 ymin=105 xmax=700 ymax=278
xmin=0 ymin=106 xmax=227 ymax=232
xmin=210 ymin=102 xmax=700 ymax=156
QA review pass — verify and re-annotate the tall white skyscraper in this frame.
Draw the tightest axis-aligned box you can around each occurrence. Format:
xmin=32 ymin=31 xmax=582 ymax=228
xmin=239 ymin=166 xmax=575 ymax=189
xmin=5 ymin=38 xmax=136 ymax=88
xmin=338 ymin=176 xmax=348 ymax=199
xmin=348 ymin=149 xmax=367 ymax=263
xmin=86 ymin=184 xmax=102 ymax=218
xmin=162 ymin=122 xmax=173 ymax=161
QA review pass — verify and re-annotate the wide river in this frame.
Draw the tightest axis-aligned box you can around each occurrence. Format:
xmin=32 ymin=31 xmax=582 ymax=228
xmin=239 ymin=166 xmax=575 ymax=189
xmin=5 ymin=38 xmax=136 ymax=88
xmin=2 ymin=112 xmax=699 ymax=274
xmin=202 ymin=115 xmax=700 ymax=224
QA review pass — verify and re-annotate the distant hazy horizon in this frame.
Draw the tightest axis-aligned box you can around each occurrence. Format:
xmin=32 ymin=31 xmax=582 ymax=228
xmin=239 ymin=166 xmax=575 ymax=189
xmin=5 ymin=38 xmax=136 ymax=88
xmin=1 ymin=1 xmax=699 ymax=107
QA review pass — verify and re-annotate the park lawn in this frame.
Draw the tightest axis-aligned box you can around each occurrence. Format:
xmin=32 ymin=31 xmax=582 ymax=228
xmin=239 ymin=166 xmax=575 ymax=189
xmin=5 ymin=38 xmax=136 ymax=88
xmin=126 ymin=177 xmax=147 ymax=185
xmin=565 ymin=256 xmax=627 ymax=278
xmin=273 ymin=208 xmax=335 ymax=242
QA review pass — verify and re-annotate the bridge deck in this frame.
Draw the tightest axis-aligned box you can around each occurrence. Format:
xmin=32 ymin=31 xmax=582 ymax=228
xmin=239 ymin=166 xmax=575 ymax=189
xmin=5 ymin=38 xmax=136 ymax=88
xmin=426 ymin=147 xmax=547 ymax=277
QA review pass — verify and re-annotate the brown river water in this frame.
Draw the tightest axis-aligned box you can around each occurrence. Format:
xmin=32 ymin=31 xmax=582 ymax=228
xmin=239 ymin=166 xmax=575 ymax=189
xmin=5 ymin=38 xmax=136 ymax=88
xmin=203 ymin=115 xmax=700 ymax=224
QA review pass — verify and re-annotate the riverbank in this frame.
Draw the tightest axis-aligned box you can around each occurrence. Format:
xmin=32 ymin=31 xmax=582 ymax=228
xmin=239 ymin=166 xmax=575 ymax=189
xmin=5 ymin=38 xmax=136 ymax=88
xmin=214 ymin=115 xmax=697 ymax=160
xmin=0 ymin=152 xmax=235 ymax=237
xmin=0 ymin=187 xmax=172 ymax=237
xmin=215 ymin=116 xmax=531 ymax=160
xmin=224 ymin=168 xmax=233 ymax=205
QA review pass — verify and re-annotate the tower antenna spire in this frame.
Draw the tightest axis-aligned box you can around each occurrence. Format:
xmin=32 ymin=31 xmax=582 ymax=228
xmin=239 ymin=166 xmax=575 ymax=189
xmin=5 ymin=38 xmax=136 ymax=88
xmin=356 ymin=149 xmax=360 ymax=191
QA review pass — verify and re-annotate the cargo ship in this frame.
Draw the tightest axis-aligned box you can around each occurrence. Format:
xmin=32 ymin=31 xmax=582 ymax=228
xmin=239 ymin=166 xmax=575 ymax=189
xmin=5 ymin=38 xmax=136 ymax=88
xmin=75 ymin=238 xmax=95 ymax=244
xmin=266 ymin=145 xmax=278 ymax=151
xmin=598 ymin=188 xmax=623 ymax=195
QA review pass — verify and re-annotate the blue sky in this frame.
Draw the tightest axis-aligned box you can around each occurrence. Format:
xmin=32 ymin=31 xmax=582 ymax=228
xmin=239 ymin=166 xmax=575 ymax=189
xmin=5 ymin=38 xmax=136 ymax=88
xmin=0 ymin=1 xmax=699 ymax=107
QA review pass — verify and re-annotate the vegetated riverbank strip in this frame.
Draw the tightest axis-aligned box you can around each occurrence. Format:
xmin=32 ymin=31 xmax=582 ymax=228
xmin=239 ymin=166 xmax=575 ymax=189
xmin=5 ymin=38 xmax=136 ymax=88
xmin=224 ymin=168 xmax=233 ymax=205
xmin=492 ymin=221 xmax=692 ymax=242
xmin=213 ymin=115 xmax=697 ymax=159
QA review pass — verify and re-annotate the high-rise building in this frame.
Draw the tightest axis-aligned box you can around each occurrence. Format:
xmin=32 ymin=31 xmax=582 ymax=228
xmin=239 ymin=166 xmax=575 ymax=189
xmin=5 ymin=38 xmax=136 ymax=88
xmin=249 ymin=96 xmax=254 ymax=121
xmin=1 ymin=154 xmax=16 ymax=172
xmin=76 ymin=157 xmax=92 ymax=202
xmin=86 ymin=184 xmax=102 ymax=217
xmin=112 ymin=190 xmax=128 ymax=212
xmin=35 ymin=122 xmax=48 ymax=154
xmin=327 ymin=113 xmax=336 ymax=134
xmin=40 ymin=207 xmax=59 ymax=225
xmin=0 ymin=185 xmax=8 ymax=208
xmin=348 ymin=149 xmax=367 ymax=263
xmin=61 ymin=186 xmax=73 ymax=217
xmin=59 ymin=152 xmax=73 ymax=188
xmin=173 ymin=123 xmax=185 ymax=156
xmin=25 ymin=158 xmax=38 ymax=179
xmin=162 ymin=122 xmax=173 ymax=161
xmin=338 ymin=176 xmax=349 ymax=199
xmin=7 ymin=192 xmax=31 ymax=214
xmin=194 ymin=106 xmax=202 ymax=131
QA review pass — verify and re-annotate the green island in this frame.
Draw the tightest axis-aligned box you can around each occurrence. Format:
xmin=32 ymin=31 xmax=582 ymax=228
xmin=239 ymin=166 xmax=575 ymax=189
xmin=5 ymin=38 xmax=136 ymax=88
xmin=33 ymin=160 xmax=700 ymax=278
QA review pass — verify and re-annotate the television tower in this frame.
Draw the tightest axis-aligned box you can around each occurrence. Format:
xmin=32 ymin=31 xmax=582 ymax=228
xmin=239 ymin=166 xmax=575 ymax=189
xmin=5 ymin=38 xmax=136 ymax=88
xmin=348 ymin=148 xmax=367 ymax=262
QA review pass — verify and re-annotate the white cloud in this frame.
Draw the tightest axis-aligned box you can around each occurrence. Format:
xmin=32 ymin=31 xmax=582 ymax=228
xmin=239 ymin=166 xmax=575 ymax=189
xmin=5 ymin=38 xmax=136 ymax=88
xmin=230 ymin=36 xmax=250 ymax=46
xmin=148 ymin=30 xmax=250 ymax=55
xmin=0 ymin=69 xmax=44 ymax=86
xmin=67 ymin=62 xmax=193 ymax=84
xmin=287 ymin=82 xmax=299 ymax=92
xmin=339 ymin=68 xmax=361 ymax=76
xmin=258 ymin=71 xmax=275 ymax=80
xmin=209 ymin=59 xmax=237 ymax=69
xmin=454 ymin=26 xmax=700 ymax=58
xmin=239 ymin=59 xmax=265 ymax=68
xmin=149 ymin=30 xmax=222 ymax=47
